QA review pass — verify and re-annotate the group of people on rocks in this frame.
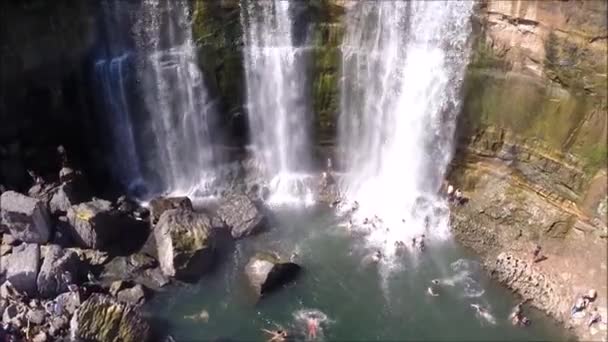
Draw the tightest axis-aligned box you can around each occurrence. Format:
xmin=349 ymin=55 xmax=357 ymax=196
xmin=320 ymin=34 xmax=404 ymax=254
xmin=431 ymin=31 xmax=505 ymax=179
xmin=571 ymin=289 xmax=602 ymax=328
xmin=446 ymin=184 xmax=466 ymax=205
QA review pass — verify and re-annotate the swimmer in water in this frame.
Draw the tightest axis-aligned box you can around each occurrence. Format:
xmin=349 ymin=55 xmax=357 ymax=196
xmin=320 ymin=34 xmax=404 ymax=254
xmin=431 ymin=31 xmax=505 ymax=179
xmin=262 ymin=328 xmax=288 ymax=342
xmin=471 ymin=303 xmax=496 ymax=325
xmin=427 ymin=279 xmax=440 ymax=297
xmin=307 ymin=317 xmax=319 ymax=340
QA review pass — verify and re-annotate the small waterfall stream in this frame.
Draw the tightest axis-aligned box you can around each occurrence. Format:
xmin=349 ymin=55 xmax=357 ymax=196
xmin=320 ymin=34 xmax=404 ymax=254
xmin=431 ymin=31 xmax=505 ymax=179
xmin=240 ymin=0 xmax=313 ymax=204
xmin=338 ymin=1 xmax=474 ymax=260
xmin=95 ymin=0 xmax=218 ymax=198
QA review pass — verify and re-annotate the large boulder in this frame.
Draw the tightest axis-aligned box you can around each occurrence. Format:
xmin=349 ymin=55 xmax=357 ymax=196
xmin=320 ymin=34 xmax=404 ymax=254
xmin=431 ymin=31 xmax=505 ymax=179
xmin=66 ymin=199 xmax=121 ymax=249
xmin=0 ymin=191 xmax=51 ymax=244
xmin=1 ymin=243 xmax=40 ymax=296
xmin=217 ymin=194 xmax=266 ymax=239
xmin=49 ymin=178 xmax=90 ymax=215
xmin=149 ymin=196 xmax=193 ymax=226
xmin=244 ymin=252 xmax=301 ymax=298
xmin=69 ymin=293 xmax=150 ymax=342
xmin=36 ymin=245 xmax=82 ymax=298
xmin=154 ymin=209 xmax=215 ymax=280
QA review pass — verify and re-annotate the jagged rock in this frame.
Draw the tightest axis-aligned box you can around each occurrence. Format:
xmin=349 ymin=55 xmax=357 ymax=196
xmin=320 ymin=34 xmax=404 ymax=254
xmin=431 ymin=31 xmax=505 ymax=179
xmin=66 ymin=199 xmax=121 ymax=249
xmin=54 ymin=291 xmax=81 ymax=316
xmin=0 ymin=281 xmax=24 ymax=302
xmin=49 ymin=179 xmax=90 ymax=215
xmin=116 ymin=284 xmax=146 ymax=306
xmin=149 ymin=196 xmax=193 ymax=226
xmin=101 ymin=253 xmax=156 ymax=282
xmin=59 ymin=167 xmax=75 ymax=183
xmin=69 ymin=248 xmax=109 ymax=267
xmin=26 ymin=308 xmax=45 ymax=325
xmin=69 ymin=293 xmax=150 ymax=342
xmin=154 ymin=209 xmax=215 ymax=280
xmin=244 ymin=252 xmax=301 ymax=298
xmin=217 ymin=194 xmax=266 ymax=239
xmin=0 ymin=191 xmax=51 ymax=244
xmin=1 ymin=233 xmax=18 ymax=246
xmin=140 ymin=267 xmax=169 ymax=290
xmin=49 ymin=315 xmax=69 ymax=336
xmin=3 ymin=243 xmax=40 ymax=296
xmin=109 ymin=281 xmax=127 ymax=297
xmin=32 ymin=332 xmax=47 ymax=342
xmin=2 ymin=303 xmax=25 ymax=327
xmin=37 ymin=245 xmax=81 ymax=298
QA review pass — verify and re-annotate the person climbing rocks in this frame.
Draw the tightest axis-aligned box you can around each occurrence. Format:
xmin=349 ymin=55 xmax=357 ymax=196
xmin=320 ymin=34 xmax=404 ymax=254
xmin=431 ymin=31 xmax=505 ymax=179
xmin=583 ymin=289 xmax=597 ymax=307
xmin=262 ymin=328 xmax=288 ymax=342
xmin=588 ymin=306 xmax=602 ymax=328
xmin=306 ymin=317 xmax=319 ymax=340
xmin=571 ymin=297 xmax=587 ymax=316
xmin=532 ymin=244 xmax=547 ymax=263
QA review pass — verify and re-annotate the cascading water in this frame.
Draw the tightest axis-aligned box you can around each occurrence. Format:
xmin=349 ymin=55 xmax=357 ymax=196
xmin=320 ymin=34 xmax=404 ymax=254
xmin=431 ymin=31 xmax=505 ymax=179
xmin=338 ymin=1 xmax=474 ymax=260
xmin=240 ymin=0 xmax=313 ymax=205
xmin=95 ymin=0 xmax=218 ymax=198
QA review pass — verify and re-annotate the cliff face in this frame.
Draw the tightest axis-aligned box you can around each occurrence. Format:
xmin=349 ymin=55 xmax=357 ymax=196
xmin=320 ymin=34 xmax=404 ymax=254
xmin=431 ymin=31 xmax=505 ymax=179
xmin=449 ymin=2 xmax=607 ymax=339
xmin=0 ymin=1 xmax=98 ymax=191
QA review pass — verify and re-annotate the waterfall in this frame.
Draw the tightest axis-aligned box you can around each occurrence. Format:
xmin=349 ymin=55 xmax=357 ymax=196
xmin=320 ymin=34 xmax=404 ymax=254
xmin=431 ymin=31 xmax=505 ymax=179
xmin=240 ymin=0 xmax=313 ymax=204
xmin=95 ymin=0 xmax=218 ymax=198
xmin=338 ymin=1 xmax=474 ymax=258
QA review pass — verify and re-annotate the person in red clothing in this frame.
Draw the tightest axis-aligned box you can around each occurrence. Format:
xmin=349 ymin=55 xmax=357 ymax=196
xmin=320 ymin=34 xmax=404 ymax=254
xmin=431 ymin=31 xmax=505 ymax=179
xmin=306 ymin=317 xmax=319 ymax=340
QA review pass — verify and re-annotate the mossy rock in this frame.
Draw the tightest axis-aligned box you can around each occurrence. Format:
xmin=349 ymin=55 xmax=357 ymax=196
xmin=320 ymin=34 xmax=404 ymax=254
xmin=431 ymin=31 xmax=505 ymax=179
xmin=70 ymin=294 xmax=150 ymax=342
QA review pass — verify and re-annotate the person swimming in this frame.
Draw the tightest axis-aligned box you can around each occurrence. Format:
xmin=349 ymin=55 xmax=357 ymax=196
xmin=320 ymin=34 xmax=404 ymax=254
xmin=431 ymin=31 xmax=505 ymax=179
xmin=427 ymin=279 xmax=440 ymax=297
xmin=307 ymin=317 xmax=319 ymax=340
xmin=470 ymin=303 xmax=496 ymax=325
xmin=262 ymin=328 xmax=288 ymax=342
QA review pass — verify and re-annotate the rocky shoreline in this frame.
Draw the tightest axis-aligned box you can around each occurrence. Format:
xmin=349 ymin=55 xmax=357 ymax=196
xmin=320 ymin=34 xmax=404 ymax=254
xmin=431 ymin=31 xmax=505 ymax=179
xmin=449 ymin=158 xmax=608 ymax=342
xmin=0 ymin=156 xmax=315 ymax=341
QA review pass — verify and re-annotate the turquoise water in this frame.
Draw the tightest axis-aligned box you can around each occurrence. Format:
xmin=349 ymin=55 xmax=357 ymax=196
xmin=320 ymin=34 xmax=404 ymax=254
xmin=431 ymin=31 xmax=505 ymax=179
xmin=145 ymin=207 xmax=571 ymax=341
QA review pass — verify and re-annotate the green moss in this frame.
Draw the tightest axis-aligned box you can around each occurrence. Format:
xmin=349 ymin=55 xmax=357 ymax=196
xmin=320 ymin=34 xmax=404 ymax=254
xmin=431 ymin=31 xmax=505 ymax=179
xmin=581 ymin=145 xmax=608 ymax=174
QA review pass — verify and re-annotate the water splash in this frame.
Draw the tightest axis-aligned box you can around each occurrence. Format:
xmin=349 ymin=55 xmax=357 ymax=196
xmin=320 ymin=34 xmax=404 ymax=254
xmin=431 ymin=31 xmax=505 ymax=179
xmin=240 ymin=0 xmax=313 ymax=204
xmin=95 ymin=0 xmax=218 ymax=198
xmin=338 ymin=1 xmax=474 ymax=259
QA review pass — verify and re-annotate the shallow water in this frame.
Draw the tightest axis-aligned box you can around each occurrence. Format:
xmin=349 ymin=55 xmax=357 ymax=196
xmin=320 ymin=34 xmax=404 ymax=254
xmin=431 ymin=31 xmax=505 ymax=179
xmin=145 ymin=207 xmax=572 ymax=341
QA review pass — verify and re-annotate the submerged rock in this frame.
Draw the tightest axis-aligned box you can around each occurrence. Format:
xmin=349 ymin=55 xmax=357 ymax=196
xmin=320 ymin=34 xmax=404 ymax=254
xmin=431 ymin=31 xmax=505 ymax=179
xmin=70 ymin=293 xmax=150 ymax=342
xmin=0 ymin=191 xmax=51 ymax=244
xmin=149 ymin=196 xmax=193 ymax=226
xmin=217 ymin=194 xmax=266 ymax=239
xmin=244 ymin=252 xmax=301 ymax=298
xmin=36 ymin=245 xmax=82 ymax=298
xmin=154 ymin=209 xmax=215 ymax=281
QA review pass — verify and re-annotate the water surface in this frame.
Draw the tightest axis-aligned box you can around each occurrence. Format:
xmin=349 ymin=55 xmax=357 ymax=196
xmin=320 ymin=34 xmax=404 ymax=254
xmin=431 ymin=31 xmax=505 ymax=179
xmin=145 ymin=207 xmax=571 ymax=341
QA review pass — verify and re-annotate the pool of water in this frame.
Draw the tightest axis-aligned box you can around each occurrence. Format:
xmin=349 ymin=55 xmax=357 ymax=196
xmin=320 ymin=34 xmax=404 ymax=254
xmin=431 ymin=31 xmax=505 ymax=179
xmin=145 ymin=206 xmax=572 ymax=341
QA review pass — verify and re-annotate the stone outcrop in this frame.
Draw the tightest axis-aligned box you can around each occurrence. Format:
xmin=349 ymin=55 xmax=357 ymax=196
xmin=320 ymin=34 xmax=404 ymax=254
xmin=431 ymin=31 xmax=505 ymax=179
xmin=1 ymin=243 xmax=41 ymax=296
xmin=244 ymin=252 xmax=301 ymax=298
xmin=69 ymin=294 xmax=150 ymax=342
xmin=0 ymin=191 xmax=51 ymax=244
xmin=36 ymin=245 xmax=81 ymax=298
xmin=148 ymin=196 xmax=193 ymax=226
xmin=65 ymin=199 xmax=121 ymax=249
xmin=154 ymin=209 xmax=215 ymax=280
